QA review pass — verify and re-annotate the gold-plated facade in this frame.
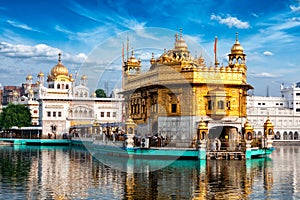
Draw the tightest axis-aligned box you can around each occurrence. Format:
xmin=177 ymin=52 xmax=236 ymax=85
xmin=122 ymin=32 xmax=253 ymax=141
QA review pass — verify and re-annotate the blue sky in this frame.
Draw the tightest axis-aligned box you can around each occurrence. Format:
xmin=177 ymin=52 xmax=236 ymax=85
xmin=0 ymin=0 xmax=300 ymax=96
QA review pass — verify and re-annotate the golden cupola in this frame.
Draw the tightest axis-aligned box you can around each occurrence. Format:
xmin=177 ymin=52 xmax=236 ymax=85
xmin=26 ymin=74 xmax=33 ymax=81
xmin=50 ymin=53 xmax=69 ymax=77
xmin=37 ymin=71 xmax=44 ymax=77
xmin=230 ymin=32 xmax=244 ymax=55
xmin=174 ymin=29 xmax=188 ymax=52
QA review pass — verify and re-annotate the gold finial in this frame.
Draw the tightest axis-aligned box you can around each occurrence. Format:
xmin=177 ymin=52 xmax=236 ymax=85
xmin=179 ymin=28 xmax=183 ymax=39
xmin=58 ymin=52 xmax=61 ymax=63
xmin=152 ymin=52 xmax=154 ymax=58
xmin=131 ymin=48 xmax=134 ymax=57
xmin=164 ymin=48 xmax=166 ymax=53
xmin=175 ymin=33 xmax=178 ymax=41
xmin=236 ymin=32 xmax=239 ymax=42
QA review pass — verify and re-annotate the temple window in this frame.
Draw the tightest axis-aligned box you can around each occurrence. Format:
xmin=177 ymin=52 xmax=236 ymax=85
xmin=57 ymin=84 xmax=60 ymax=89
xmin=227 ymin=101 xmax=231 ymax=110
xmin=171 ymin=104 xmax=177 ymax=113
xmin=208 ymin=100 xmax=214 ymax=110
xmin=218 ymin=100 xmax=224 ymax=109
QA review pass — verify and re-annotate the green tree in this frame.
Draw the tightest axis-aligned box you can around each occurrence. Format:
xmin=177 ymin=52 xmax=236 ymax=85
xmin=0 ymin=104 xmax=32 ymax=129
xmin=95 ymin=89 xmax=107 ymax=98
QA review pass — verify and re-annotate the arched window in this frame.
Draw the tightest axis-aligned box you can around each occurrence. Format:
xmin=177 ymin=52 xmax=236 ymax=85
xmin=253 ymin=131 xmax=257 ymax=139
xmin=57 ymin=84 xmax=60 ymax=89
xmin=257 ymin=131 xmax=262 ymax=139
xmin=294 ymin=132 xmax=299 ymax=140
xmin=201 ymin=131 xmax=206 ymax=140
xmin=289 ymin=131 xmax=293 ymax=140
xmin=283 ymin=131 xmax=288 ymax=140
xmin=217 ymin=100 xmax=224 ymax=109
xmin=62 ymin=84 xmax=65 ymax=89
xmin=66 ymin=84 xmax=69 ymax=89
xmin=275 ymin=131 xmax=281 ymax=140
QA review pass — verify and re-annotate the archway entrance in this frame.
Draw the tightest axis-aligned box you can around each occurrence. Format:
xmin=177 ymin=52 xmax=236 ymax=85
xmin=209 ymin=126 xmax=241 ymax=151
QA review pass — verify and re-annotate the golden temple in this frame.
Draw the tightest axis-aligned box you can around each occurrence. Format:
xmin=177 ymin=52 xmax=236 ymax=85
xmin=122 ymin=31 xmax=255 ymax=150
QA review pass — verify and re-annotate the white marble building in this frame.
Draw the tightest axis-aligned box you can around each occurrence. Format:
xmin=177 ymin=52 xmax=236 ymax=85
xmin=13 ymin=53 xmax=123 ymax=138
xmin=247 ymin=82 xmax=300 ymax=140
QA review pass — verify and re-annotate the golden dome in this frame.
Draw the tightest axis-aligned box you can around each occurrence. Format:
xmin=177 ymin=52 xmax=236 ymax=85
xmin=50 ymin=53 xmax=69 ymax=77
xmin=29 ymin=89 xmax=33 ymax=94
xmin=244 ymin=120 xmax=253 ymax=129
xmin=26 ymin=74 xmax=33 ymax=80
xmin=150 ymin=52 xmax=156 ymax=64
xmin=174 ymin=29 xmax=188 ymax=51
xmin=37 ymin=71 xmax=44 ymax=77
xmin=264 ymin=117 xmax=273 ymax=127
xmin=231 ymin=32 xmax=244 ymax=54
xmin=127 ymin=49 xmax=140 ymax=64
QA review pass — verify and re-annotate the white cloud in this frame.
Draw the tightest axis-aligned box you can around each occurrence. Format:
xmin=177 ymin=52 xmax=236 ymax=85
xmin=210 ymin=14 xmax=250 ymax=29
xmin=0 ymin=42 xmax=87 ymax=65
xmin=263 ymin=51 xmax=273 ymax=56
xmin=250 ymin=72 xmax=279 ymax=78
xmin=290 ymin=5 xmax=300 ymax=12
xmin=7 ymin=20 xmax=40 ymax=32
xmin=252 ymin=13 xmax=259 ymax=18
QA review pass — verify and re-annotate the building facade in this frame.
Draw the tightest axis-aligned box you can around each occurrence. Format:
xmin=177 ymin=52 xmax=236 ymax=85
xmin=122 ymin=31 xmax=253 ymax=149
xmin=247 ymin=82 xmax=300 ymax=140
xmin=12 ymin=53 xmax=123 ymax=138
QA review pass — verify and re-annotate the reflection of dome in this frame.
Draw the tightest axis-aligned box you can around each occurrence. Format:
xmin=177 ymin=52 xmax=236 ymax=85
xmin=50 ymin=53 xmax=69 ymax=77
xmin=13 ymin=90 xmax=18 ymax=96
xmin=231 ymin=32 xmax=244 ymax=54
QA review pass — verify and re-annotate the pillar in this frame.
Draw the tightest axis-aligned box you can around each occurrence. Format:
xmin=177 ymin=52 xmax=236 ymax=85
xmin=197 ymin=119 xmax=208 ymax=160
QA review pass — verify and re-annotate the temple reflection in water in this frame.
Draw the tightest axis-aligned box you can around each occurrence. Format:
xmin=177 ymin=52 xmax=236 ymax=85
xmin=0 ymin=146 xmax=277 ymax=199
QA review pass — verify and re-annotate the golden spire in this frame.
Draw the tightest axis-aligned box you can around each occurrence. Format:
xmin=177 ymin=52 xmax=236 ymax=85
xmin=58 ymin=52 xmax=61 ymax=63
xmin=150 ymin=52 xmax=156 ymax=64
xmin=235 ymin=32 xmax=239 ymax=43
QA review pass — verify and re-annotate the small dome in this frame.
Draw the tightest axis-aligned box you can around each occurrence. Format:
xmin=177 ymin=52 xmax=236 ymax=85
xmin=264 ymin=118 xmax=273 ymax=126
xmin=92 ymin=92 xmax=96 ymax=97
xmin=29 ymin=89 xmax=33 ymax=94
xmin=150 ymin=52 xmax=156 ymax=64
xmin=231 ymin=32 xmax=244 ymax=54
xmin=174 ymin=30 xmax=188 ymax=51
xmin=26 ymin=74 xmax=33 ymax=80
xmin=37 ymin=71 xmax=44 ymax=77
xmin=244 ymin=120 xmax=252 ymax=129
